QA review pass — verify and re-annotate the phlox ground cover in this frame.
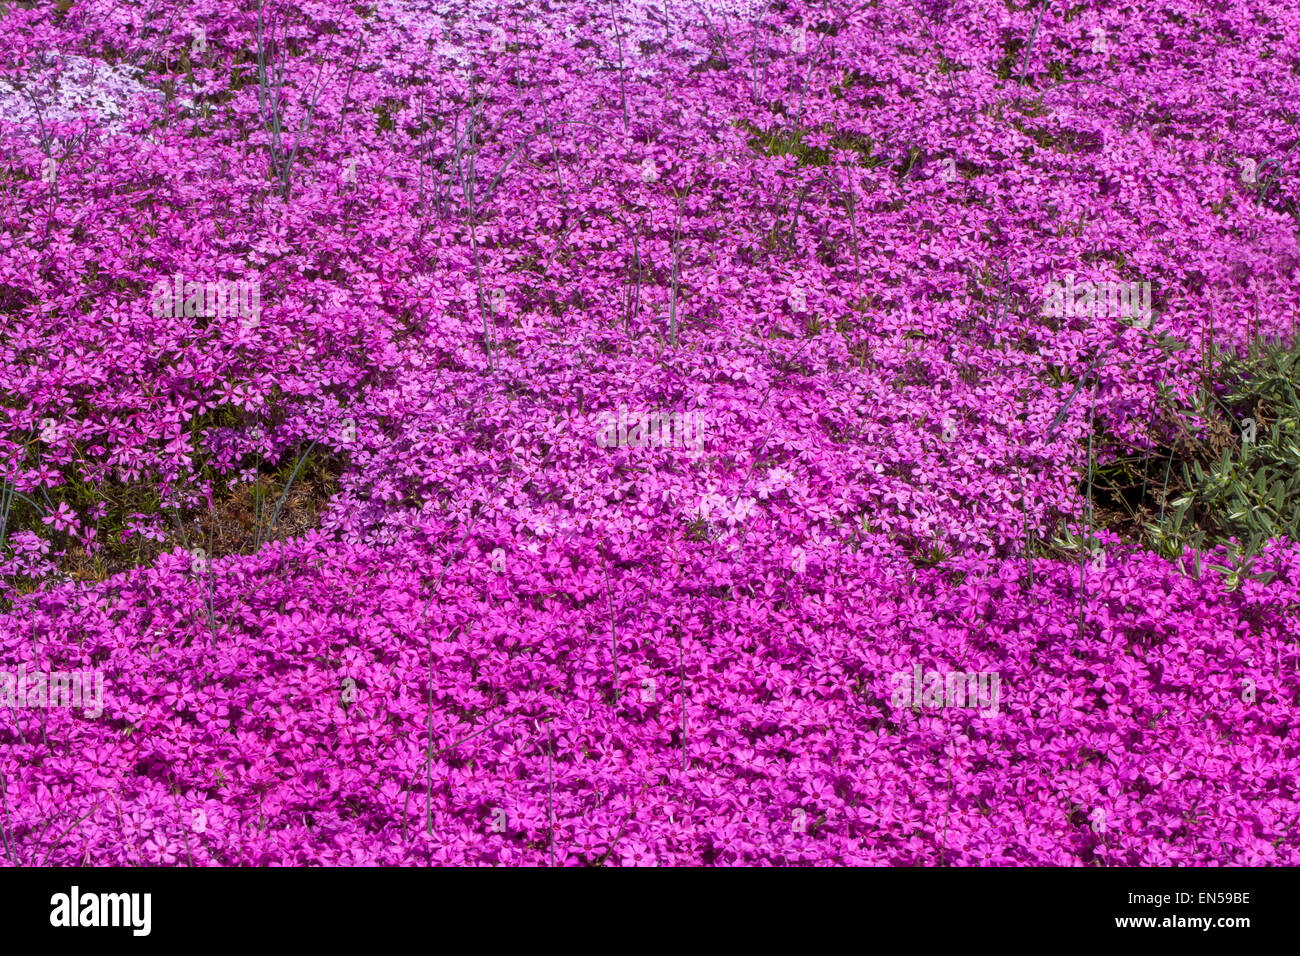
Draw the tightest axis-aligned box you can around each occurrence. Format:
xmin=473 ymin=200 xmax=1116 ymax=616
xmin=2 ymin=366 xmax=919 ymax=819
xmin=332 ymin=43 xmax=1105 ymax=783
xmin=0 ymin=0 xmax=1297 ymax=865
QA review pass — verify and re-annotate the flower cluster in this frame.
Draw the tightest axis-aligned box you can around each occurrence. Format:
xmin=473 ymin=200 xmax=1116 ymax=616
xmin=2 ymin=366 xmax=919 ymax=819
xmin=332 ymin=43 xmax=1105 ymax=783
xmin=0 ymin=0 xmax=1297 ymax=865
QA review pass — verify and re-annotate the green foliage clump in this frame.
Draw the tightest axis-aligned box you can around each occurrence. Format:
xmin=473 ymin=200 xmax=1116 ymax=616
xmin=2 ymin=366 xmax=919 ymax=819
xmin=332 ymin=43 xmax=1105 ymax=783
xmin=1152 ymin=339 xmax=1300 ymax=568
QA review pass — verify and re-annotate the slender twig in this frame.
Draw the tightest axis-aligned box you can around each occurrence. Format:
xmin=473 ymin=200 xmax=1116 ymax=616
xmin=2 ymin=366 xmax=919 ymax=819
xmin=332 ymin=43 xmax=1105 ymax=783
xmin=596 ymin=785 xmax=648 ymax=866
xmin=679 ymin=628 xmax=686 ymax=772
xmin=465 ymin=71 xmax=495 ymax=372
xmin=39 ymin=801 xmax=100 ymax=867
xmin=0 ymin=765 xmax=13 ymax=864
xmin=426 ymin=628 xmax=435 ymax=839
xmin=606 ymin=0 xmax=629 ymax=131
xmin=402 ymin=707 xmax=510 ymax=842
xmin=258 ymin=440 xmax=318 ymax=548
xmin=1079 ymin=383 xmax=1096 ymax=644
xmin=1018 ymin=0 xmax=1047 ymax=86
xmin=669 ymin=194 xmax=683 ymax=349
xmin=172 ymin=783 xmax=194 ymax=867
xmin=547 ymin=719 xmax=555 ymax=867
xmin=601 ymin=551 xmax=620 ymax=703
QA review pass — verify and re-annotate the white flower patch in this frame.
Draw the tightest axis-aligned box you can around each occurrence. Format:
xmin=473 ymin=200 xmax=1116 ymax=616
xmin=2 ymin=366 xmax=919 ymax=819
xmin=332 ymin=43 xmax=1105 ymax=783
xmin=0 ymin=54 xmax=160 ymax=138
